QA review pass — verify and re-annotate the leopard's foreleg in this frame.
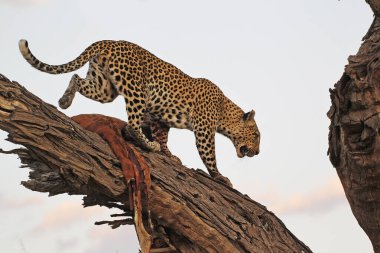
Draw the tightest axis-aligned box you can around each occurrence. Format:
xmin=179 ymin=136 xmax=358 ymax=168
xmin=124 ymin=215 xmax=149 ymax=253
xmin=192 ymin=107 xmax=232 ymax=187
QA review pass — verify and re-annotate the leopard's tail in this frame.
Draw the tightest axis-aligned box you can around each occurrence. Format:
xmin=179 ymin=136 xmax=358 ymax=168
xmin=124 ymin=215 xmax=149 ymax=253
xmin=19 ymin=39 xmax=103 ymax=74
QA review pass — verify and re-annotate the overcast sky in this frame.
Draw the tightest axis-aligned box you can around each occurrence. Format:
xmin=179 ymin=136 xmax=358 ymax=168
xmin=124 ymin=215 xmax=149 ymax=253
xmin=0 ymin=0 xmax=375 ymax=252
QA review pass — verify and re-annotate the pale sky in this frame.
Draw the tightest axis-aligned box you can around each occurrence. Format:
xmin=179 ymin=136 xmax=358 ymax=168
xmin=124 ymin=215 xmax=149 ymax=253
xmin=0 ymin=0 xmax=374 ymax=252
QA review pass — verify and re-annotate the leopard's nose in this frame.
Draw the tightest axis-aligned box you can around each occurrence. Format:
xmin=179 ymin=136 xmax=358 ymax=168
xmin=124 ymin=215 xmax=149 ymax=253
xmin=240 ymin=146 xmax=248 ymax=155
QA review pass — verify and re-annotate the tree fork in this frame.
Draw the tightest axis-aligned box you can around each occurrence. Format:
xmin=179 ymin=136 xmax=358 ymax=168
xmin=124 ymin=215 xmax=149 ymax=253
xmin=0 ymin=74 xmax=311 ymax=252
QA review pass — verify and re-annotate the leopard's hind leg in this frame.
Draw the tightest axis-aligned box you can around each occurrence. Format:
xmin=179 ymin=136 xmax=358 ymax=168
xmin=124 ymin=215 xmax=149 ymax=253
xmin=150 ymin=121 xmax=181 ymax=163
xmin=122 ymin=96 xmax=161 ymax=152
xmin=59 ymin=57 xmax=118 ymax=109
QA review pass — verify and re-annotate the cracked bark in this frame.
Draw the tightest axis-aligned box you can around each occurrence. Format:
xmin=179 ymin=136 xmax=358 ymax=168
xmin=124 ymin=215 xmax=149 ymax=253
xmin=0 ymin=74 xmax=311 ymax=252
xmin=328 ymin=1 xmax=380 ymax=252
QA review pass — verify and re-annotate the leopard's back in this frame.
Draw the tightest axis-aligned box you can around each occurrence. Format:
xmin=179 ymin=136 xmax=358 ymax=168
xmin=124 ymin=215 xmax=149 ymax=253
xmin=19 ymin=39 xmax=260 ymax=187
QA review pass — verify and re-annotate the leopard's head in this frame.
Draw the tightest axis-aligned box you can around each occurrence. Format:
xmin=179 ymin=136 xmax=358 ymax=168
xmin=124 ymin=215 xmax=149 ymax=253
xmin=232 ymin=110 xmax=260 ymax=158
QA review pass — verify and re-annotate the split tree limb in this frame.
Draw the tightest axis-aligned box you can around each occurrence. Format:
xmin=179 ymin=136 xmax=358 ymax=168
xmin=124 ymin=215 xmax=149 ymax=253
xmin=0 ymin=74 xmax=311 ymax=253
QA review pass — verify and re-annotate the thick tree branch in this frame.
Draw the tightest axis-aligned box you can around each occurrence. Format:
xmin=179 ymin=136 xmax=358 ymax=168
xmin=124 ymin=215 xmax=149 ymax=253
xmin=0 ymin=74 xmax=311 ymax=252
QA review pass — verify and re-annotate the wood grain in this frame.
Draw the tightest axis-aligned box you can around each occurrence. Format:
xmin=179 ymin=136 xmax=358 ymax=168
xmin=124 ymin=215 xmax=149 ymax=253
xmin=0 ymin=74 xmax=311 ymax=252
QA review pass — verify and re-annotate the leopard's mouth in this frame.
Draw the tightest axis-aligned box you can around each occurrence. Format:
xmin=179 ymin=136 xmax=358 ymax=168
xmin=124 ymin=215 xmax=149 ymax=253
xmin=237 ymin=145 xmax=259 ymax=158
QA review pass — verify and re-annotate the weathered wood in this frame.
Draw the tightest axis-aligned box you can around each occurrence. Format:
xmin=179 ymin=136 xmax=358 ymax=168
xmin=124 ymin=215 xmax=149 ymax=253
xmin=366 ymin=0 xmax=380 ymax=17
xmin=328 ymin=2 xmax=380 ymax=252
xmin=0 ymin=74 xmax=311 ymax=252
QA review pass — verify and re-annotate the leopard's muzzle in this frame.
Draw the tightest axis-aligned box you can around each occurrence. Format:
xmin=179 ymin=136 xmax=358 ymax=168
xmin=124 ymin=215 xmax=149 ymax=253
xmin=237 ymin=145 xmax=259 ymax=158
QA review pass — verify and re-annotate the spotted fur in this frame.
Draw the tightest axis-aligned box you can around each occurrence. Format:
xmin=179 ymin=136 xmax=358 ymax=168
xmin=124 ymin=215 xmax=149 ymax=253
xmin=19 ymin=39 xmax=260 ymax=186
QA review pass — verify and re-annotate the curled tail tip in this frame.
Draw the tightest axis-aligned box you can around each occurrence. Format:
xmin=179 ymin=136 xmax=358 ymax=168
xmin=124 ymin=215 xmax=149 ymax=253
xmin=19 ymin=39 xmax=30 ymax=57
xmin=19 ymin=39 xmax=28 ymax=49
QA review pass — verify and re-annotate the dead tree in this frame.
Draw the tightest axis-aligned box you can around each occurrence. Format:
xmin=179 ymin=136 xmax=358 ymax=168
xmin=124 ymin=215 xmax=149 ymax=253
xmin=0 ymin=74 xmax=311 ymax=252
xmin=328 ymin=1 xmax=380 ymax=252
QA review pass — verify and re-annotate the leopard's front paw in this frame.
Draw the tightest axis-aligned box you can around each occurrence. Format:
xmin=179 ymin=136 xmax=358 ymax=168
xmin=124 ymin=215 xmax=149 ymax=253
xmin=214 ymin=174 xmax=233 ymax=188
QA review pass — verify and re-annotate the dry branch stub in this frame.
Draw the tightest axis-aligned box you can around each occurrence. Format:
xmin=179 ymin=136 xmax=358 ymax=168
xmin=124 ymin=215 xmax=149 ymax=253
xmin=0 ymin=74 xmax=311 ymax=252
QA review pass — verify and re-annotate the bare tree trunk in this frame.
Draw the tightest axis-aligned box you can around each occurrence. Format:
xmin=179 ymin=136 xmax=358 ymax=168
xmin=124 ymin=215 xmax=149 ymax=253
xmin=366 ymin=0 xmax=380 ymax=17
xmin=328 ymin=2 xmax=380 ymax=252
xmin=0 ymin=74 xmax=311 ymax=252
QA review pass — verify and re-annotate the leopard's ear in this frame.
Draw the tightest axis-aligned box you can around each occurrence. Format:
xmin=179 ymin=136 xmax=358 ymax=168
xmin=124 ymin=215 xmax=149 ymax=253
xmin=243 ymin=110 xmax=255 ymax=121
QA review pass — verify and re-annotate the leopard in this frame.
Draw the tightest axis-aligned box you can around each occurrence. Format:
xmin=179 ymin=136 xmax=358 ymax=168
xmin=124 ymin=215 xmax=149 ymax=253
xmin=19 ymin=39 xmax=260 ymax=187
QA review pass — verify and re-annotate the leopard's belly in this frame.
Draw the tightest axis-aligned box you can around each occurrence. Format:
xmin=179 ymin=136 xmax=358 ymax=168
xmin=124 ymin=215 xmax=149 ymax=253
xmin=145 ymin=82 xmax=193 ymax=130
